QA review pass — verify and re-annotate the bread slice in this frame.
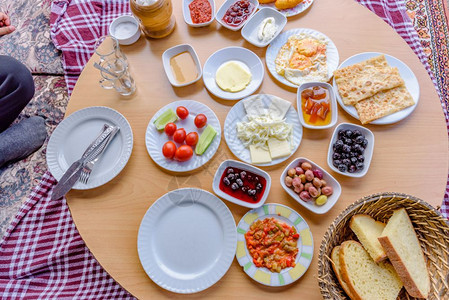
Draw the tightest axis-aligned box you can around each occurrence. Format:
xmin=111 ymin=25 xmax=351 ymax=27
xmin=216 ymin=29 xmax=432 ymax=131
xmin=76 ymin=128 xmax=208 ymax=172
xmin=378 ymin=208 xmax=430 ymax=298
xmin=349 ymin=214 xmax=387 ymax=262
xmin=340 ymin=240 xmax=403 ymax=300
xmin=331 ymin=246 xmax=355 ymax=299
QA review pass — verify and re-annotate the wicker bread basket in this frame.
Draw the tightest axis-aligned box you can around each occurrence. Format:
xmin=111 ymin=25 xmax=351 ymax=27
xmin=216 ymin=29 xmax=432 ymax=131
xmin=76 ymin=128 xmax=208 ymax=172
xmin=317 ymin=193 xmax=449 ymax=300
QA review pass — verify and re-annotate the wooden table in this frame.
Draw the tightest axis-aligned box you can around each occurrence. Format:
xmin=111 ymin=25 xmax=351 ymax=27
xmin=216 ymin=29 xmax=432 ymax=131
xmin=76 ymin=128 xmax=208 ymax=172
xmin=66 ymin=0 xmax=448 ymax=298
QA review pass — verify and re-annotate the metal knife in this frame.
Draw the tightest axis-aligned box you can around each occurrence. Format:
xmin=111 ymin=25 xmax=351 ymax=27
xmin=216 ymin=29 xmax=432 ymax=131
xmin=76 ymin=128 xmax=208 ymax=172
xmin=51 ymin=124 xmax=116 ymax=200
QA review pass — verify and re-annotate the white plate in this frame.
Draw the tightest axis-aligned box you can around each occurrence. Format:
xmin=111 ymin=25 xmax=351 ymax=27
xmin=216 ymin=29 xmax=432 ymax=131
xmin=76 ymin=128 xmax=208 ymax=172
xmin=333 ymin=52 xmax=420 ymax=125
xmin=138 ymin=188 xmax=237 ymax=293
xmin=241 ymin=7 xmax=287 ymax=48
xmin=266 ymin=28 xmax=340 ymax=89
xmin=47 ymin=106 xmax=133 ymax=190
xmin=182 ymin=0 xmax=215 ymax=27
xmin=203 ymin=47 xmax=264 ymax=100
xmin=224 ymin=94 xmax=303 ymax=166
xmin=145 ymin=100 xmax=221 ymax=172
xmin=259 ymin=0 xmax=314 ymax=17
xmin=236 ymin=203 xmax=313 ymax=286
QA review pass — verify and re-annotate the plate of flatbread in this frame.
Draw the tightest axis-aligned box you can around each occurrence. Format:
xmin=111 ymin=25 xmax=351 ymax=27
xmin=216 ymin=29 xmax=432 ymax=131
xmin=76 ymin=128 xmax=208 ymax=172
xmin=333 ymin=52 xmax=419 ymax=125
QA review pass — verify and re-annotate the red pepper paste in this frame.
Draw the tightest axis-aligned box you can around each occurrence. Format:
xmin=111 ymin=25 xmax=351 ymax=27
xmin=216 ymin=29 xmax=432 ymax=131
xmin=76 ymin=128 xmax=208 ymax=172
xmin=189 ymin=0 xmax=212 ymax=24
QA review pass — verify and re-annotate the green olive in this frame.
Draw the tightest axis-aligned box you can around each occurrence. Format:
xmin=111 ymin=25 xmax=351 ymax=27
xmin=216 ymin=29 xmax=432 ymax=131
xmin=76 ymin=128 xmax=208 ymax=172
xmin=315 ymin=195 xmax=328 ymax=206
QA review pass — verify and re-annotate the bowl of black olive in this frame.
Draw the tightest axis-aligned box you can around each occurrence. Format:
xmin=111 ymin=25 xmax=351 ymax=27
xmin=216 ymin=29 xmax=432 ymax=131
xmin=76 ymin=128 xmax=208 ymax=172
xmin=327 ymin=123 xmax=374 ymax=178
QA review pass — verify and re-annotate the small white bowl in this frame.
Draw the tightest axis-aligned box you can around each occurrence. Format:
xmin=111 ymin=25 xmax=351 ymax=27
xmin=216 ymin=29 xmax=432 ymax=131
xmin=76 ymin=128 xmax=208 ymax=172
xmin=241 ymin=7 xmax=287 ymax=47
xmin=162 ymin=44 xmax=202 ymax=87
xmin=296 ymin=82 xmax=338 ymax=130
xmin=202 ymin=46 xmax=264 ymax=100
xmin=109 ymin=15 xmax=140 ymax=46
xmin=280 ymin=157 xmax=341 ymax=214
xmin=213 ymin=160 xmax=271 ymax=209
xmin=182 ymin=0 xmax=215 ymax=27
xmin=327 ymin=123 xmax=375 ymax=178
xmin=216 ymin=0 xmax=259 ymax=31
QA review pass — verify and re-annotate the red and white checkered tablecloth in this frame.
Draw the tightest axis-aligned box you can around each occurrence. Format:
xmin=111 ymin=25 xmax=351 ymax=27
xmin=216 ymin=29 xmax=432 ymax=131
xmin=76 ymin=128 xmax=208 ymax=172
xmin=0 ymin=0 xmax=447 ymax=298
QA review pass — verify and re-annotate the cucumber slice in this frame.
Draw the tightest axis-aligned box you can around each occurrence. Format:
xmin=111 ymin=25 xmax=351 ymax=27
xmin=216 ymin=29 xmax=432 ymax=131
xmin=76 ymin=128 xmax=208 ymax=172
xmin=154 ymin=108 xmax=178 ymax=130
xmin=195 ymin=125 xmax=217 ymax=155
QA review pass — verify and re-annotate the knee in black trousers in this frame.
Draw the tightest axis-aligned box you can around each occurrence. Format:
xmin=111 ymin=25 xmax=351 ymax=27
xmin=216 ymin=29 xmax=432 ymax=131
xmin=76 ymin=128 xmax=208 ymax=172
xmin=0 ymin=55 xmax=35 ymax=132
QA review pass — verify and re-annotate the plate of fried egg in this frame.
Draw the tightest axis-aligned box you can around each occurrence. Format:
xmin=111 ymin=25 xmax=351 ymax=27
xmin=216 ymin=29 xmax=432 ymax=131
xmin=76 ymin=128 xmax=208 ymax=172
xmin=259 ymin=0 xmax=314 ymax=17
xmin=266 ymin=28 xmax=339 ymax=89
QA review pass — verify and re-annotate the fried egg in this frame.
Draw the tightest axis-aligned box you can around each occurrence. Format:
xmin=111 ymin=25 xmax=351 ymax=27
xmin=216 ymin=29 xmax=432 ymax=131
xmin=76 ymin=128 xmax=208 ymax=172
xmin=275 ymin=33 xmax=328 ymax=86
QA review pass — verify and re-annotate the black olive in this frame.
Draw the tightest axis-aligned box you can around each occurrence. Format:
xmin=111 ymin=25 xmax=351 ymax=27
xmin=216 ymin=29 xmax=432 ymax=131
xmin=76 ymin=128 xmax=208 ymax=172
xmin=362 ymin=138 xmax=368 ymax=148
xmin=352 ymin=130 xmax=362 ymax=137
xmin=227 ymin=168 xmax=234 ymax=174
xmin=356 ymin=162 xmax=364 ymax=170
xmin=348 ymin=165 xmax=357 ymax=173
xmin=332 ymin=152 xmax=341 ymax=160
xmin=338 ymin=129 xmax=346 ymax=138
xmin=345 ymin=130 xmax=353 ymax=138
xmin=231 ymin=183 xmax=239 ymax=190
xmin=355 ymin=136 xmax=364 ymax=144
xmin=350 ymin=157 xmax=358 ymax=164
xmin=342 ymin=158 xmax=351 ymax=166
xmin=333 ymin=159 xmax=341 ymax=167
xmin=350 ymin=151 xmax=357 ymax=158
xmin=344 ymin=138 xmax=353 ymax=145
xmin=223 ymin=177 xmax=230 ymax=186
xmin=357 ymin=155 xmax=365 ymax=162
xmin=334 ymin=139 xmax=344 ymax=151
xmin=338 ymin=164 xmax=348 ymax=172
xmin=342 ymin=144 xmax=351 ymax=153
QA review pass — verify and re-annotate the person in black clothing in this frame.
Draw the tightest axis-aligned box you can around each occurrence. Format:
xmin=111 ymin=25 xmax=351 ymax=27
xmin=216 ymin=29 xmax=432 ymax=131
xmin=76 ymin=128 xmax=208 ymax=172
xmin=0 ymin=12 xmax=46 ymax=167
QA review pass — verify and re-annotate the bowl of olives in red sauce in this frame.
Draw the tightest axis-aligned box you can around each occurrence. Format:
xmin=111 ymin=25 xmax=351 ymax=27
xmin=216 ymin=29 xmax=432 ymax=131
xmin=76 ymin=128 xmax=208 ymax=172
xmin=213 ymin=160 xmax=271 ymax=208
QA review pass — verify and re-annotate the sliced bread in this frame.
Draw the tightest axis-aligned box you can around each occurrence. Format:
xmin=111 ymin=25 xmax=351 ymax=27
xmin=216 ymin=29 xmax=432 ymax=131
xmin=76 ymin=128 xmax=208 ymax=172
xmin=331 ymin=246 xmax=354 ymax=299
xmin=349 ymin=214 xmax=387 ymax=262
xmin=339 ymin=240 xmax=403 ymax=300
xmin=378 ymin=208 xmax=430 ymax=299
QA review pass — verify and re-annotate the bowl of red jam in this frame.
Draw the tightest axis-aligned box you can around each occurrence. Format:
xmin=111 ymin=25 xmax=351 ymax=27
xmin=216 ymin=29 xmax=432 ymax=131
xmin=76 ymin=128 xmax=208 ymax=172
xmin=213 ymin=160 xmax=271 ymax=208
xmin=296 ymin=82 xmax=338 ymax=130
xmin=183 ymin=0 xmax=215 ymax=27
xmin=216 ymin=0 xmax=258 ymax=31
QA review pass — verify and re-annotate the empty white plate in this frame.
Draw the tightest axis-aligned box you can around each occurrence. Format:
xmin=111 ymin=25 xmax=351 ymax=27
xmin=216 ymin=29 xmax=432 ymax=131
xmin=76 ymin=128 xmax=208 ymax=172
xmin=137 ymin=188 xmax=237 ymax=293
xmin=203 ymin=47 xmax=264 ymax=100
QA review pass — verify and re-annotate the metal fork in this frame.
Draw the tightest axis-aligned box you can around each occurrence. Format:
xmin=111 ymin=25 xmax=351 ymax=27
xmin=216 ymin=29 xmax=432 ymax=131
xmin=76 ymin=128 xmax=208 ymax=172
xmin=79 ymin=126 xmax=119 ymax=184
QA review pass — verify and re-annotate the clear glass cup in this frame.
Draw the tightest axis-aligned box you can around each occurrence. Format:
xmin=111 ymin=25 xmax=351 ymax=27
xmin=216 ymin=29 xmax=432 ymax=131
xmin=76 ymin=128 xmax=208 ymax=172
xmin=99 ymin=58 xmax=136 ymax=96
xmin=94 ymin=36 xmax=127 ymax=63
xmin=130 ymin=0 xmax=176 ymax=39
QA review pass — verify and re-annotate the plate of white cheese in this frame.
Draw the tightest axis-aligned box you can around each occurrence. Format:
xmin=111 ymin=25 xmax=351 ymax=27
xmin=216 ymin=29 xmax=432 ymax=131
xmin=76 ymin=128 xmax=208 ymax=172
xmin=224 ymin=94 xmax=302 ymax=166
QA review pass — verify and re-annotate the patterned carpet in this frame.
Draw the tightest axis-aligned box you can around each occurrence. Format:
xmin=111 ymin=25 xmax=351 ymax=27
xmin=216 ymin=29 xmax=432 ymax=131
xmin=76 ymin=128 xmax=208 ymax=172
xmin=0 ymin=0 xmax=448 ymax=240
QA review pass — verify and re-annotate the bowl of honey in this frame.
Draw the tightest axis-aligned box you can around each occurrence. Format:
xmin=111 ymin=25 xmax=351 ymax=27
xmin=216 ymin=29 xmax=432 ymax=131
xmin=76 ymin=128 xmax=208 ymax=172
xmin=296 ymin=82 xmax=338 ymax=130
xmin=162 ymin=44 xmax=202 ymax=87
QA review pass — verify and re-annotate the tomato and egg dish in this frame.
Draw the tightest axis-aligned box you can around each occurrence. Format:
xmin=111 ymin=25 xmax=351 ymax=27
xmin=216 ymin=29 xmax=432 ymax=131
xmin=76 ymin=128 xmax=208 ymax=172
xmin=189 ymin=0 xmax=212 ymax=24
xmin=245 ymin=218 xmax=299 ymax=273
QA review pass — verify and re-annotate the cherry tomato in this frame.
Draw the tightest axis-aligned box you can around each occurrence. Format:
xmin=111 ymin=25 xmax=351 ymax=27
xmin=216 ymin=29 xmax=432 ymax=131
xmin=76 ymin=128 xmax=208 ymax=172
xmin=175 ymin=145 xmax=193 ymax=162
xmin=162 ymin=141 xmax=176 ymax=159
xmin=194 ymin=114 xmax=207 ymax=128
xmin=176 ymin=106 xmax=189 ymax=120
xmin=164 ymin=122 xmax=177 ymax=136
xmin=173 ymin=128 xmax=186 ymax=143
xmin=185 ymin=132 xmax=199 ymax=146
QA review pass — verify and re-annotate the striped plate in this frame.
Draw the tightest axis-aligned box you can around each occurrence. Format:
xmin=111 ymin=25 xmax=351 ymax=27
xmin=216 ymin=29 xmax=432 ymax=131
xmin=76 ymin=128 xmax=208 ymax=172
xmin=236 ymin=203 xmax=313 ymax=286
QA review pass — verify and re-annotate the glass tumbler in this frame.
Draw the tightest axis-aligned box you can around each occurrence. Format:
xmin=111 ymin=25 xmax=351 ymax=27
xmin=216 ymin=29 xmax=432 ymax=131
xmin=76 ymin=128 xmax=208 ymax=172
xmin=99 ymin=58 xmax=136 ymax=96
xmin=94 ymin=36 xmax=127 ymax=63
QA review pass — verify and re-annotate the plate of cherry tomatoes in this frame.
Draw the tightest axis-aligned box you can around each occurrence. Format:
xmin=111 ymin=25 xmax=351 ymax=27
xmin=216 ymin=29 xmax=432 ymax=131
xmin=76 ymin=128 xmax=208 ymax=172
xmin=145 ymin=100 xmax=222 ymax=172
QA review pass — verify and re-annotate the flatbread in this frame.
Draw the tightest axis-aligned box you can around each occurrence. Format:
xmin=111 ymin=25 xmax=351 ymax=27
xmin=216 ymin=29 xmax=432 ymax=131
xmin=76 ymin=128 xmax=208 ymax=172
xmin=334 ymin=55 xmax=404 ymax=105
xmin=354 ymin=85 xmax=415 ymax=124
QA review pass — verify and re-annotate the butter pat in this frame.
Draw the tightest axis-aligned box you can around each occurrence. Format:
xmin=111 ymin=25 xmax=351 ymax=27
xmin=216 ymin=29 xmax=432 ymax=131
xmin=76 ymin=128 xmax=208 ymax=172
xmin=215 ymin=61 xmax=252 ymax=93
xmin=267 ymin=138 xmax=291 ymax=159
xmin=250 ymin=145 xmax=272 ymax=164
